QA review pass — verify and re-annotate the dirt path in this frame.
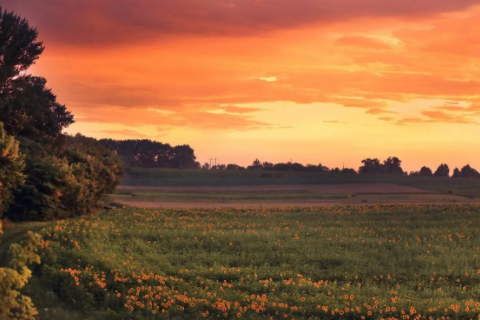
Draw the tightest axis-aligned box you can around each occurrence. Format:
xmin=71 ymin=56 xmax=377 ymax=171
xmin=113 ymin=193 xmax=478 ymax=209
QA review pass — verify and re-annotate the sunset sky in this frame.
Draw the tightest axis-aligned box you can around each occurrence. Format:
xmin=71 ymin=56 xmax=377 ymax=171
xmin=4 ymin=0 xmax=480 ymax=171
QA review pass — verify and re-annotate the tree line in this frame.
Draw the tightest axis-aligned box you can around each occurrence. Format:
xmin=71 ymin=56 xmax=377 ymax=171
xmin=0 ymin=7 xmax=122 ymax=222
xmin=200 ymin=157 xmax=479 ymax=178
xmin=100 ymin=139 xmax=200 ymax=169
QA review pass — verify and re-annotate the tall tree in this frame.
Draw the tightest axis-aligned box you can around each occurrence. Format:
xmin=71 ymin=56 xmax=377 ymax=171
xmin=460 ymin=165 xmax=480 ymax=178
xmin=383 ymin=157 xmax=404 ymax=175
xmin=0 ymin=7 xmax=44 ymax=88
xmin=0 ymin=7 xmax=73 ymax=145
xmin=419 ymin=166 xmax=433 ymax=177
xmin=359 ymin=158 xmax=383 ymax=174
xmin=434 ymin=164 xmax=450 ymax=177
xmin=452 ymin=168 xmax=461 ymax=178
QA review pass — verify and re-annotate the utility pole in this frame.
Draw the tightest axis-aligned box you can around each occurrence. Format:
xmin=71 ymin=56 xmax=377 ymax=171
xmin=214 ymin=158 xmax=218 ymax=166
xmin=209 ymin=158 xmax=213 ymax=168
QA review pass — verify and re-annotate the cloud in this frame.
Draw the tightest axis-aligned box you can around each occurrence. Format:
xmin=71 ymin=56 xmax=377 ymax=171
xmin=323 ymin=120 xmax=347 ymax=124
xmin=386 ymin=110 xmax=478 ymax=125
xmin=336 ymin=35 xmax=391 ymax=49
xmin=77 ymin=107 xmax=270 ymax=131
xmin=99 ymin=129 xmax=148 ymax=138
xmin=421 ymin=110 xmax=476 ymax=124
xmin=3 ymin=0 xmax=479 ymax=46
xmin=221 ymin=105 xmax=264 ymax=114
xmin=435 ymin=103 xmax=480 ymax=112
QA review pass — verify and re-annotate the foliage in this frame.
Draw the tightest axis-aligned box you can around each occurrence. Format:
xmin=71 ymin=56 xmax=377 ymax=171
xmin=0 ymin=6 xmax=44 ymax=88
xmin=434 ymin=164 xmax=450 ymax=177
xmin=0 ymin=7 xmax=122 ymax=221
xmin=359 ymin=157 xmax=403 ymax=175
xmin=0 ymin=123 xmax=25 ymax=216
xmin=100 ymin=139 xmax=199 ymax=169
xmin=0 ymin=220 xmax=42 ymax=319
xmin=6 ymin=135 xmax=122 ymax=221
xmin=419 ymin=166 xmax=433 ymax=177
xmin=37 ymin=205 xmax=480 ymax=319
xmin=459 ymin=165 xmax=480 ymax=178
xmin=453 ymin=168 xmax=461 ymax=178
xmin=0 ymin=76 xmax=74 ymax=145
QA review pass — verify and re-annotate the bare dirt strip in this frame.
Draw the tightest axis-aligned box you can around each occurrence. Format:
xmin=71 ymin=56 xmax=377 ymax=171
xmin=117 ymin=183 xmax=435 ymax=194
xmin=111 ymin=194 xmax=479 ymax=209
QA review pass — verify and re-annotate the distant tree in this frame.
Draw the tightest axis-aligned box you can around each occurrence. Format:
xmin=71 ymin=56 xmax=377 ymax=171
xmin=452 ymin=168 xmax=461 ymax=178
xmin=419 ymin=166 xmax=433 ymax=177
xmin=342 ymin=168 xmax=357 ymax=174
xmin=409 ymin=171 xmax=420 ymax=177
xmin=217 ymin=164 xmax=226 ymax=170
xmin=434 ymin=164 xmax=450 ymax=177
xmin=359 ymin=158 xmax=383 ymax=174
xmin=201 ymin=162 xmax=210 ymax=170
xmin=291 ymin=163 xmax=306 ymax=172
xmin=262 ymin=162 xmax=274 ymax=170
xmin=273 ymin=163 xmax=289 ymax=171
xmin=460 ymin=165 xmax=480 ymax=178
xmin=100 ymin=140 xmax=198 ymax=169
xmin=383 ymin=157 xmax=404 ymax=175
xmin=247 ymin=159 xmax=263 ymax=170
xmin=226 ymin=164 xmax=242 ymax=170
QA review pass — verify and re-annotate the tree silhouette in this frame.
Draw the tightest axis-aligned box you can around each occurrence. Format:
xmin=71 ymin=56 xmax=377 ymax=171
xmin=0 ymin=7 xmax=44 ymax=88
xmin=100 ymin=139 xmax=199 ymax=169
xmin=359 ymin=158 xmax=383 ymax=174
xmin=247 ymin=159 xmax=263 ymax=170
xmin=0 ymin=9 xmax=73 ymax=145
xmin=452 ymin=168 xmax=461 ymax=178
xmin=419 ymin=166 xmax=433 ymax=177
xmin=434 ymin=164 xmax=450 ymax=177
xmin=383 ymin=157 xmax=404 ymax=175
xmin=460 ymin=165 xmax=480 ymax=178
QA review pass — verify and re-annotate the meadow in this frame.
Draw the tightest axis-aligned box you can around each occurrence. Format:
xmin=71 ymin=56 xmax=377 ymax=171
xmin=122 ymin=168 xmax=480 ymax=199
xmin=32 ymin=205 xmax=480 ymax=320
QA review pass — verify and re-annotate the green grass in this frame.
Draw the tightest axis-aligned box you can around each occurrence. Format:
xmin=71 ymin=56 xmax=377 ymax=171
xmin=31 ymin=205 xmax=480 ymax=319
xmin=122 ymin=168 xmax=480 ymax=198
xmin=116 ymin=191 xmax=354 ymax=201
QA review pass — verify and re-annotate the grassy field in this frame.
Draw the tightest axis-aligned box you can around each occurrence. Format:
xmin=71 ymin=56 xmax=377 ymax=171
xmin=30 ymin=205 xmax=480 ymax=320
xmin=122 ymin=168 xmax=480 ymax=199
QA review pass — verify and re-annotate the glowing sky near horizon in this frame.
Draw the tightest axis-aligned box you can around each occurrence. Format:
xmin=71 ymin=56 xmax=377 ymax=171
xmin=4 ymin=0 xmax=480 ymax=171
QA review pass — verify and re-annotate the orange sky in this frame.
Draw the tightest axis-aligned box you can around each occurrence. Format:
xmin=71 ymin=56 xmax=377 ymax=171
xmin=4 ymin=0 xmax=480 ymax=171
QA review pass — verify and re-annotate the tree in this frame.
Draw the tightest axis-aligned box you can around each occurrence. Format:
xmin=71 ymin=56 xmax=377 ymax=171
xmin=342 ymin=168 xmax=357 ymax=174
xmin=227 ymin=164 xmax=242 ymax=170
xmin=359 ymin=158 xmax=383 ymax=174
xmin=0 ymin=123 xmax=25 ymax=215
xmin=0 ymin=122 xmax=39 ymax=319
xmin=0 ymin=220 xmax=42 ymax=320
xmin=0 ymin=8 xmax=71 ymax=146
xmin=99 ymin=139 xmax=198 ymax=169
xmin=247 ymin=159 xmax=263 ymax=170
xmin=434 ymin=164 xmax=450 ymax=177
xmin=201 ymin=162 xmax=210 ymax=170
xmin=383 ymin=157 xmax=404 ymax=175
xmin=419 ymin=166 xmax=433 ymax=177
xmin=452 ymin=168 xmax=461 ymax=178
xmin=0 ymin=76 xmax=74 ymax=144
xmin=0 ymin=7 xmax=44 ymax=89
xmin=460 ymin=165 xmax=480 ymax=178
xmin=262 ymin=162 xmax=274 ymax=170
